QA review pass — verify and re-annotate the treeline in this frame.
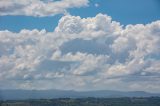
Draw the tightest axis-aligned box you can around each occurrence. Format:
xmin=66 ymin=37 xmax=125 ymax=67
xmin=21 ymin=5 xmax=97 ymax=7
xmin=1 ymin=97 xmax=160 ymax=106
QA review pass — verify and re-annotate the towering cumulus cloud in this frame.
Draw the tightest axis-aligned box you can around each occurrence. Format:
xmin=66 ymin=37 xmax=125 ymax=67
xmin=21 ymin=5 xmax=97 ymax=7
xmin=0 ymin=14 xmax=160 ymax=92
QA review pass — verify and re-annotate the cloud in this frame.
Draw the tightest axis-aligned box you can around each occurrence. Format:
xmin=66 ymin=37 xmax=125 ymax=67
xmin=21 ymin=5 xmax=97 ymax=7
xmin=60 ymin=38 xmax=109 ymax=55
xmin=0 ymin=0 xmax=89 ymax=17
xmin=0 ymin=14 xmax=160 ymax=92
xmin=55 ymin=14 xmax=122 ymax=39
xmin=55 ymin=15 xmax=84 ymax=34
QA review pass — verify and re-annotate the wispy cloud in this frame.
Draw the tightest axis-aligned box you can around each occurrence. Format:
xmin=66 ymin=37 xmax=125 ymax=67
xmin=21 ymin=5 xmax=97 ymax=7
xmin=0 ymin=0 xmax=89 ymax=17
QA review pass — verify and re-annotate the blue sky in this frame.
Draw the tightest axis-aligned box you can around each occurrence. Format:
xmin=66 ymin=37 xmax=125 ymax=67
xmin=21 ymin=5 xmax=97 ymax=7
xmin=0 ymin=0 xmax=160 ymax=32
xmin=0 ymin=0 xmax=160 ymax=92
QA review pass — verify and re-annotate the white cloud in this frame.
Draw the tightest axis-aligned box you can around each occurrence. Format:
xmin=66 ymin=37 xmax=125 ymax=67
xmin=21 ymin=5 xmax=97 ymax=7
xmin=0 ymin=14 xmax=160 ymax=92
xmin=55 ymin=15 xmax=84 ymax=34
xmin=71 ymin=54 xmax=109 ymax=76
xmin=55 ymin=14 xmax=122 ymax=39
xmin=0 ymin=0 xmax=89 ymax=17
xmin=105 ymin=64 xmax=128 ymax=77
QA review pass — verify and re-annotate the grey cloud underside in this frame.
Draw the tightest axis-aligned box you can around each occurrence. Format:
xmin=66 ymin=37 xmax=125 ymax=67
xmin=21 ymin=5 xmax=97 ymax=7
xmin=37 ymin=60 xmax=75 ymax=71
xmin=60 ymin=38 xmax=109 ymax=55
xmin=0 ymin=14 xmax=160 ymax=92
xmin=60 ymin=38 xmax=130 ymax=63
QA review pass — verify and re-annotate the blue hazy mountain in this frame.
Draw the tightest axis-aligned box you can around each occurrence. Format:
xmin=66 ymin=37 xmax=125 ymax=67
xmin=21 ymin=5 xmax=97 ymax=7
xmin=0 ymin=90 xmax=160 ymax=100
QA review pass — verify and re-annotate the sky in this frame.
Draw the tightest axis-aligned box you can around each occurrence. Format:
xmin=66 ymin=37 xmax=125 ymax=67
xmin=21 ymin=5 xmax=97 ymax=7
xmin=0 ymin=0 xmax=160 ymax=93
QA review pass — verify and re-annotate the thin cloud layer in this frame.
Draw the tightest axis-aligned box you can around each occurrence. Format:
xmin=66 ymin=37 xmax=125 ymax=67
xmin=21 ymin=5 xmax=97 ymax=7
xmin=0 ymin=0 xmax=89 ymax=17
xmin=0 ymin=14 xmax=160 ymax=92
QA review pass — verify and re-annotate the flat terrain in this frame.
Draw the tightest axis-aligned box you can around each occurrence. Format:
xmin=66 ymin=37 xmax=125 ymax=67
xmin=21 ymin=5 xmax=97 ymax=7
xmin=1 ymin=97 xmax=160 ymax=106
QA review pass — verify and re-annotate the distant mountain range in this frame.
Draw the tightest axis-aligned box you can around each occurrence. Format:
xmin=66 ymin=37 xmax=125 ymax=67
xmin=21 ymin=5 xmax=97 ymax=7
xmin=0 ymin=89 xmax=159 ymax=100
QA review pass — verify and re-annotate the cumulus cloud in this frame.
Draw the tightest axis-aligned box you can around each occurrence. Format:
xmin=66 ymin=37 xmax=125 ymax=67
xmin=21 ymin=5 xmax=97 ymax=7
xmin=0 ymin=14 xmax=160 ymax=92
xmin=0 ymin=0 xmax=89 ymax=17
xmin=55 ymin=14 xmax=122 ymax=39
xmin=55 ymin=15 xmax=84 ymax=34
